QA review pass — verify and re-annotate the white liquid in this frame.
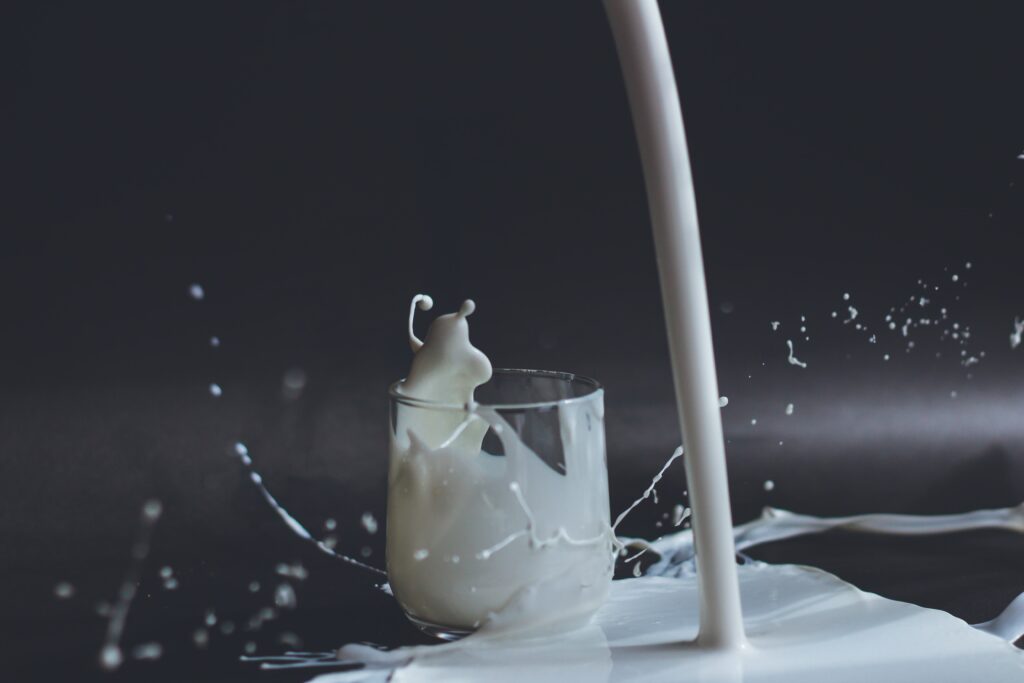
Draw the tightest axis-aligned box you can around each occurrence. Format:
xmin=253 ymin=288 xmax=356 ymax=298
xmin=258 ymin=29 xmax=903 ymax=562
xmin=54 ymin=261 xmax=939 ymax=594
xmin=633 ymin=503 xmax=1024 ymax=579
xmin=229 ymin=441 xmax=385 ymax=577
xmin=387 ymin=297 xmax=613 ymax=632
xmin=603 ymin=0 xmax=744 ymax=646
xmin=293 ymin=564 xmax=1024 ymax=683
xmin=98 ymin=499 xmax=163 ymax=671
xmin=785 ymin=340 xmax=807 ymax=368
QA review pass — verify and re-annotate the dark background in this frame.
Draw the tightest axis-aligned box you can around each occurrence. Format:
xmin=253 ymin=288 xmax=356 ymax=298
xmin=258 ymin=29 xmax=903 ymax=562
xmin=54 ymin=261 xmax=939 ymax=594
xmin=4 ymin=1 xmax=1024 ymax=680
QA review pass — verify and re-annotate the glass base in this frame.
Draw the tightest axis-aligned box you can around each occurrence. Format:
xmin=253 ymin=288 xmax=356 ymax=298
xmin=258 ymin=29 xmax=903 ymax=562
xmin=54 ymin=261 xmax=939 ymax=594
xmin=405 ymin=613 xmax=476 ymax=641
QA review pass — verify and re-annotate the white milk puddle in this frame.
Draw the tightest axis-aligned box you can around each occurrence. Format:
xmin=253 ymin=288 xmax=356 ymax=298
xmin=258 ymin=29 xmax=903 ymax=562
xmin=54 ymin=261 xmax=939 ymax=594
xmin=242 ymin=565 xmax=1024 ymax=683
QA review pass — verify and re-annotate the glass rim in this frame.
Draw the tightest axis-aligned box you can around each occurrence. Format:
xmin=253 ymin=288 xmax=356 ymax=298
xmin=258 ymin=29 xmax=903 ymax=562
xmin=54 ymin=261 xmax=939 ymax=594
xmin=389 ymin=368 xmax=603 ymax=411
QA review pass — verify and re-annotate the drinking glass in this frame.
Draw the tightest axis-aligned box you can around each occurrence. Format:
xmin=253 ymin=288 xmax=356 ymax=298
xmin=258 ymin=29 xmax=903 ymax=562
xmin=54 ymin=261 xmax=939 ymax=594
xmin=386 ymin=369 xmax=613 ymax=639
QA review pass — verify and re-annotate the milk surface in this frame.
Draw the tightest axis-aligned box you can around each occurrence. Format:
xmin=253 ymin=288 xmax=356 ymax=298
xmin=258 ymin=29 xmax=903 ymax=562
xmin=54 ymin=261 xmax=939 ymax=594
xmin=304 ymin=563 xmax=1024 ymax=683
xmin=386 ymin=296 xmax=614 ymax=632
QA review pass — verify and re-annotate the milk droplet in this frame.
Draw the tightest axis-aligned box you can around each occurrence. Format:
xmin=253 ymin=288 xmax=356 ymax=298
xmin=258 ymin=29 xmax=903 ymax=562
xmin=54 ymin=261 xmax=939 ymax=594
xmin=274 ymin=583 xmax=297 ymax=609
xmin=257 ymin=606 xmax=277 ymax=622
xmin=188 ymin=283 xmax=205 ymax=300
xmin=951 ymin=274 xmax=959 ymax=282
xmin=279 ymin=632 xmax=302 ymax=648
xmin=361 ymin=546 xmax=372 ymax=558
xmin=950 ymin=390 xmax=958 ymax=399
xmin=209 ymin=383 xmax=223 ymax=397
xmin=718 ymin=396 xmax=729 ymax=408
xmin=843 ymin=293 xmax=850 ymax=301
xmin=770 ymin=321 xmax=780 ymax=331
xmin=282 ymin=368 xmax=307 ymax=400
xmin=209 ymin=336 xmax=221 ymax=347
xmin=193 ymin=628 xmax=209 ymax=649
xmin=159 ymin=566 xmax=173 ymax=579
xmin=248 ymin=581 xmax=261 ymax=593
xmin=99 ymin=645 xmax=123 ymax=670
xmin=750 ymin=418 xmax=758 ymax=426
xmin=275 ymin=563 xmax=308 ymax=581
xmin=361 ymin=512 xmax=379 ymax=535
xmin=413 ymin=549 xmax=429 ymax=561
xmin=245 ymin=642 xmax=257 ymax=655
xmin=672 ymin=504 xmax=690 ymax=527
xmin=786 ymin=340 xmax=808 ymax=368
xmin=142 ymin=499 xmax=163 ymax=521
xmin=219 ymin=620 xmax=235 ymax=635
xmin=132 ymin=642 xmax=163 ymax=661
xmin=54 ymin=582 xmax=74 ymax=599
xmin=323 ymin=518 xmax=337 ymax=531
xmin=1011 ymin=317 xmax=1024 ymax=350
xmin=784 ymin=403 xmax=794 ymax=416
xmin=764 ymin=480 xmax=775 ymax=492
xmin=204 ymin=609 xmax=217 ymax=626
xmin=883 ymin=354 xmax=890 ymax=361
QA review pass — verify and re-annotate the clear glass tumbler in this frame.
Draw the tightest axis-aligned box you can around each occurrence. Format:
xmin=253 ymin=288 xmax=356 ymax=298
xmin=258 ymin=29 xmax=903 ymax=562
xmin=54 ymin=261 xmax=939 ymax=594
xmin=386 ymin=369 xmax=613 ymax=639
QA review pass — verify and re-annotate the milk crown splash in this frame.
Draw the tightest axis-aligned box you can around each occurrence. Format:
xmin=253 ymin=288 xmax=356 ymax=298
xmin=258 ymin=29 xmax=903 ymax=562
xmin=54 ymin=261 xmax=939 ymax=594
xmin=400 ymin=294 xmax=492 ymax=406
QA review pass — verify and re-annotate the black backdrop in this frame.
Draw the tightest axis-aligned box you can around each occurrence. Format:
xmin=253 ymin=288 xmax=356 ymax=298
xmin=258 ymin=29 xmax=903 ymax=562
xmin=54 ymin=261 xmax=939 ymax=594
xmin=5 ymin=2 xmax=1024 ymax=681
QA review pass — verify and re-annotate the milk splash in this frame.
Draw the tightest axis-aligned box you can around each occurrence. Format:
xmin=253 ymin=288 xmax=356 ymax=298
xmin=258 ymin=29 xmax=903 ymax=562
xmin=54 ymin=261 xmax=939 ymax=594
xmin=229 ymin=441 xmax=385 ymax=578
xmin=234 ymin=296 xmax=1024 ymax=682
xmin=785 ymin=340 xmax=807 ymax=368
xmin=820 ymin=266 xmax=984 ymax=372
xmin=98 ymin=499 xmax=163 ymax=671
xmin=631 ymin=503 xmax=1024 ymax=578
xmin=167 ymin=287 xmax=1024 ymax=679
